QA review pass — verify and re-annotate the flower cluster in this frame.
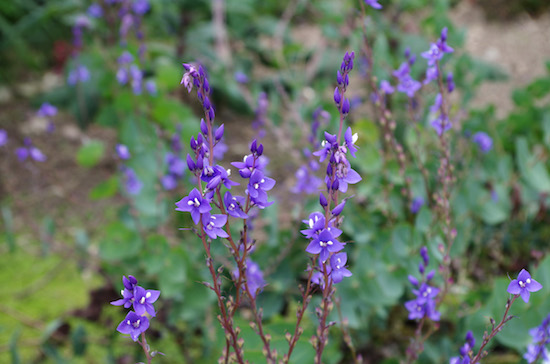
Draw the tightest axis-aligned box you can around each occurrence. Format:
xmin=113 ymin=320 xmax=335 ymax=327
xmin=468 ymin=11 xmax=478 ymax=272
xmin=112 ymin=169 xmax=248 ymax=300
xmin=450 ymin=331 xmax=475 ymax=364
xmin=405 ymin=247 xmax=440 ymax=321
xmin=304 ymin=52 xmax=360 ymax=288
xmin=472 ymin=132 xmax=493 ymax=153
xmin=16 ymin=137 xmax=46 ymax=163
xmin=37 ymin=102 xmax=57 ymax=133
xmin=393 ymin=51 xmax=421 ymax=98
xmin=524 ymin=314 xmax=550 ymax=363
xmin=111 ymin=275 xmax=160 ymax=342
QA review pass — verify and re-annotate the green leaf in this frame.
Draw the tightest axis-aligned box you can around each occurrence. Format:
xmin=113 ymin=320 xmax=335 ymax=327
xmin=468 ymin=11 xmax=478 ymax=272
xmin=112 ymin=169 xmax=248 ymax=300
xmin=89 ymin=176 xmax=118 ymax=200
xmin=71 ymin=324 xmax=87 ymax=357
xmin=98 ymin=222 xmax=142 ymax=261
xmin=76 ymin=140 xmax=105 ymax=168
xmin=515 ymin=137 xmax=550 ymax=193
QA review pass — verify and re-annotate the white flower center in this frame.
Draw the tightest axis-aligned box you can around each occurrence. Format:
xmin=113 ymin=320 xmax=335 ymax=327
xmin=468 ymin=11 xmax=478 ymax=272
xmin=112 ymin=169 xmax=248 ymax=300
xmin=526 ymin=278 xmax=531 ymax=284
xmin=146 ymin=292 xmax=151 ymax=299
xmin=519 ymin=281 xmax=525 ymax=288
xmin=140 ymin=296 xmax=145 ymax=304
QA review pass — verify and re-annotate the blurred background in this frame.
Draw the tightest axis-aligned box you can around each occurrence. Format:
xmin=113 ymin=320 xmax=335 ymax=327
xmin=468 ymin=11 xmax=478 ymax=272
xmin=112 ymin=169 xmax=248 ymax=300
xmin=0 ymin=0 xmax=549 ymax=363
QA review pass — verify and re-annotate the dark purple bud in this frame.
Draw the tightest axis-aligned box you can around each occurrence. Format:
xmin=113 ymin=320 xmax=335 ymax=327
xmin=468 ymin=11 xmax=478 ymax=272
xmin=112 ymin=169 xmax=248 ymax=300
xmin=196 ymin=157 xmax=204 ymax=170
xmin=332 ymin=200 xmax=346 ymax=216
xmin=440 ymin=27 xmax=448 ymax=42
xmin=420 ymin=246 xmax=429 ymax=266
xmin=326 ymin=163 xmax=333 ymax=176
xmin=197 ymin=91 xmax=204 ymax=103
xmin=208 ymin=107 xmax=215 ymax=121
xmin=190 ymin=136 xmax=198 ymax=150
xmin=203 ymin=96 xmax=211 ymax=110
xmin=200 ymin=119 xmax=208 ymax=135
xmin=319 ymin=193 xmax=328 ymax=207
xmin=408 ymin=275 xmax=419 ymax=286
xmin=418 ymin=262 xmax=425 ymax=274
xmin=426 ymin=270 xmax=435 ymax=281
xmin=404 ymin=47 xmax=411 ymax=59
xmin=215 ymin=124 xmax=224 ymax=141
xmin=342 ymin=98 xmax=350 ymax=114
xmin=257 ymin=144 xmax=263 ymax=156
xmin=325 ymin=132 xmax=337 ymax=144
xmin=197 ymin=133 xmax=203 ymax=145
xmin=250 ymin=139 xmax=258 ymax=153
xmin=408 ymin=54 xmax=416 ymax=66
xmin=239 ymin=169 xmax=252 ymax=178
xmin=199 ymin=65 xmax=206 ymax=78
xmin=447 ymin=72 xmax=455 ymax=93
xmin=337 ymin=71 xmax=344 ymax=85
xmin=331 ymin=179 xmax=339 ymax=191
xmin=333 ymin=87 xmax=341 ymax=105
xmin=186 ymin=154 xmax=196 ymax=171
xmin=203 ymin=78 xmax=210 ymax=93
xmin=206 ymin=175 xmax=221 ymax=190
xmin=344 ymin=74 xmax=349 ymax=87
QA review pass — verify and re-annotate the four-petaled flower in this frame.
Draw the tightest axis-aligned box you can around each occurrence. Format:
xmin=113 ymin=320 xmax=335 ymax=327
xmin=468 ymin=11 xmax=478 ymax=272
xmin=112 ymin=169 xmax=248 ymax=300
xmin=175 ymin=188 xmax=212 ymax=225
xmin=202 ymin=213 xmax=229 ymax=239
xmin=306 ymin=228 xmax=345 ymax=263
xmin=507 ymin=269 xmax=542 ymax=303
xmin=117 ymin=311 xmax=150 ymax=342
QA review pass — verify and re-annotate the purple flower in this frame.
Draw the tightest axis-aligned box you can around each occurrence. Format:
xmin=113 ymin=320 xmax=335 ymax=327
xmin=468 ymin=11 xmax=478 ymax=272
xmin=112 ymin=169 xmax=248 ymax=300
xmin=410 ymin=196 xmax=425 ymax=214
xmin=436 ymin=27 xmax=454 ymax=54
xmin=234 ymin=71 xmax=249 ymax=84
xmin=202 ymin=213 xmax=229 ymax=239
xmin=524 ymin=315 xmax=550 ymax=363
xmin=161 ymin=174 xmax=177 ymax=190
xmin=421 ymin=43 xmax=444 ymax=66
xmin=145 ymin=80 xmax=157 ymax=96
xmin=424 ymin=66 xmax=438 ymax=85
xmin=116 ymin=68 xmax=129 ymax=85
xmin=451 ymin=331 xmax=476 ymax=364
xmin=247 ymin=169 xmax=275 ymax=207
xmin=37 ymin=103 xmax=57 ymax=118
xmin=430 ymin=115 xmax=452 ymax=136
xmin=68 ymin=65 xmax=90 ymax=85
xmin=175 ymin=188 xmax=212 ymax=225
xmin=16 ymin=147 xmax=28 ymax=161
xmin=507 ymin=269 xmax=542 ymax=303
xmin=447 ymin=72 xmax=455 ymax=93
xmin=123 ymin=167 xmax=142 ymax=195
xmin=111 ymin=275 xmax=138 ymax=308
xmin=132 ymin=0 xmax=150 ymax=15
xmin=233 ymin=258 xmax=266 ymax=298
xmin=306 ymin=228 xmax=345 ymax=263
xmin=133 ymin=286 xmax=160 ymax=317
xmin=405 ymin=293 xmax=440 ymax=321
xmin=224 ymin=191 xmax=248 ymax=219
xmin=397 ymin=75 xmax=422 ymax=98
xmin=16 ymin=139 xmax=46 ymax=162
xmin=117 ymin=311 xmax=149 ymax=342
xmin=0 ymin=129 xmax=7 ymax=146
xmin=472 ymin=132 xmax=492 ymax=153
xmin=344 ymin=127 xmax=358 ymax=157
xmin=87 ymin=3 xmax=103 ymax=18
xmin=334 ymin=159 xmax=362 ymax=193
xmin=116 ymin=144 xmax=131 ymax=160
xmin=330 ymin=252 xmax=352 ymax=284
xmin=118 ymin=51 xmax=134 ymax=65
xmin=380 ymin=80 xmax=394 ymax=94
xmin=364 ymin=0 xmax=382 ymax=9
